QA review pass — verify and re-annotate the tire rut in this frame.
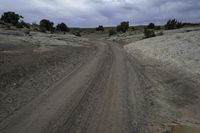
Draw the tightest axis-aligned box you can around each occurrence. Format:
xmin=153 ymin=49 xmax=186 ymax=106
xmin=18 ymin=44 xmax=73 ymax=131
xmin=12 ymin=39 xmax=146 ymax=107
xmin=45 ymin=45 xmax=114 ymax=133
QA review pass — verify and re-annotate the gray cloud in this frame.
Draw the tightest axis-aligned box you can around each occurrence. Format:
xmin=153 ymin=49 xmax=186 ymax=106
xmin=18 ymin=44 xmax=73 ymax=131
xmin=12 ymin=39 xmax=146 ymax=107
xmin=0 ymin=0 xmax=200 ymax=27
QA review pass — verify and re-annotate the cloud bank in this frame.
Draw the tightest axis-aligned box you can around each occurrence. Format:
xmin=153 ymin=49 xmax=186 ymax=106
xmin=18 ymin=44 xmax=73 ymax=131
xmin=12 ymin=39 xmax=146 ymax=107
xmin=0 ymin=0 xmax=200 ymax=27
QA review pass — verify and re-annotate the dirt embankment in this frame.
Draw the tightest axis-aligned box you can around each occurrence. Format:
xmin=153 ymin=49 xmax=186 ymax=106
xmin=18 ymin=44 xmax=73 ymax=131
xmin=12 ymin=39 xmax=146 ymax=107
xmin=0 ymin=29 xmax=97 ymax=123
xmin=125 ymin=28 xmax=200 ymax=76
xmin=125 ymin=27 xmax=200 ymax=132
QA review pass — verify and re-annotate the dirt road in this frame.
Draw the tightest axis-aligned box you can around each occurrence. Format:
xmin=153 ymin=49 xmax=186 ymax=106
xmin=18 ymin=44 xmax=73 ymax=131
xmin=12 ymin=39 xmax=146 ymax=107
xmin=0 ymin=39 xmax=200 ymax=133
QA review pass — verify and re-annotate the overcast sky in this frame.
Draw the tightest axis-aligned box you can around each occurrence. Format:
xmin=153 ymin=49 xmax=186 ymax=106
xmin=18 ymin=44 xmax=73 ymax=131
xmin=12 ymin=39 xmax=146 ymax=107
xmin=0 ymin=0 xmax=200 ymax=27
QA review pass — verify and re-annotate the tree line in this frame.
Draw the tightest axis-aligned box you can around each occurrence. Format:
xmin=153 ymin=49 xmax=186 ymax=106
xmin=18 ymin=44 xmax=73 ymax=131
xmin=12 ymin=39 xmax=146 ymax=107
xmin=1 ymin=11 xmax=197 ymax=38
xmin=0 ymin=11 xmax=69 ymax=33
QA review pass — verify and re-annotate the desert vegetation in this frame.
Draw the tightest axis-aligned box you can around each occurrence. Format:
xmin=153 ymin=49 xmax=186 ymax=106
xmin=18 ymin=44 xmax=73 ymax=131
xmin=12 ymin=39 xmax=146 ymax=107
xmin=96 ymin=25 xmax=104 ymax=31
xmin=1 ymin=12 xmax=23 ymax=26
xmin=0 ymin=11 xmax=30 ymax=29
xmin=1 ymin=11 xmax=199 ymax=39
xmin=143 ymin=23 xmax=156 ymax=38
xmin=0 ymin=11 xmax=71 ymax=34
xmin=165 ymin=19 xmax=183 ymax=30
xmin=147 ymin=23 xmax=155 ymax=29
xmin=56 ymin=22 xmax=70 ymax=32
xmin=116 ymin=21 xmax=129 ymax=32
xmin=144 ymin=28 xmax=156 ymax=38
xmin=39 ymin=19 xmax=54 ymax=33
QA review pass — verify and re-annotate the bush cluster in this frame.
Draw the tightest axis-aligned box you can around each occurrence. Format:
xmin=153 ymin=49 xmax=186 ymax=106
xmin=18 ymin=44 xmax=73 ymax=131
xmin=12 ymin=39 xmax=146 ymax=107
xmin=1 ymin=11 xmax=187 ymax=37
xmin=147 ymin=23 xmax=160 ymax=30
xmin=165 ymin=19 xmax=183 ymax=30
xmin=96 ymin=25 xmax=104 ymax=31
xmin=0 ymin=12 xmax=31 ymax=29
xmin=39 ymin=19 xmax=54 ymax=32
xmin=147 ymin=23 xmax=155 ymax=29
xmin=0 ymin=12 xmax=71 ymax=34
xmin=1 ymin=12 xmax=23 ymax=26
xmin=116 ymin=21 xmax=129 ymax=32
xmin=56 ymin=23 xmax=70 ymax=32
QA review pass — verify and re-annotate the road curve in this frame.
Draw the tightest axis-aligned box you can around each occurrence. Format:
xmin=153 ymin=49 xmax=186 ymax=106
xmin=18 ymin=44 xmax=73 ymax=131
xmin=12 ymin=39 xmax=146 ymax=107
xmin=0 ymin=40 xmax=149 ymax=133
xmin=2 ymin=40 xmax=199 ymax=133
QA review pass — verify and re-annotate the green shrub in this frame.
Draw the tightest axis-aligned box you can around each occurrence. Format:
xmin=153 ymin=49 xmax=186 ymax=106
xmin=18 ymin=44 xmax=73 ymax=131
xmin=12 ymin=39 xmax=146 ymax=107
xmin=109 ymin=29 xmax=117 ymax=36
xmin=56 ymin=22 xmax=69 ymax=32
xmin=96 ymin=25 xmax=104 ymax=31
xmin=144 ymin=28 xmax=156 ymax=38
xmin=117 ymin=21 xmax=129 ymax=32
xmin=39 ymin=19 xmax=54 ymax=32
xmin=1 ymin=12 xmax=23 ymax=26
xmin=165 ymin=19 xmax=183 ymax=30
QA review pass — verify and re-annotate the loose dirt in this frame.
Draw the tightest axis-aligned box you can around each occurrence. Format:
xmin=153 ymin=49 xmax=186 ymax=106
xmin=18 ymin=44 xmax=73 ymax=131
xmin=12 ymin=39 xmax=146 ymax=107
xmin=0 ymin=27 xmax=200 ymax=133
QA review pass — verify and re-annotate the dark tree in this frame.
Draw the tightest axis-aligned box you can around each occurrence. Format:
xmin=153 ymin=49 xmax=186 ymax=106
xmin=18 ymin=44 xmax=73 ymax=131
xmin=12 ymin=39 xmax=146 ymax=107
xmin=147 ymin=23 xmax=155 ymax=29
xmin=116 ymin=21 xmax=129 ymax=32
xmin=96 ymin=25 xmax=104 ymax=31
xmin=1 ymin=12 xmax=23 ymax=26
xmin=56 ymin=22 xmax=70 ymax=32
xmin=39 ymin=19 xmax=54 ymax=32
xmin=165 ymin=19 xmax=183 ymax=30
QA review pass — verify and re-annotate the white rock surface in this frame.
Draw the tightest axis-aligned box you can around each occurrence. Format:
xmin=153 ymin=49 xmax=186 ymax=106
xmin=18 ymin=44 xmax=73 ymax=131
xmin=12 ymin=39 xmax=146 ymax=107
xmin=125 ymin=28 xmax=200 ymax=75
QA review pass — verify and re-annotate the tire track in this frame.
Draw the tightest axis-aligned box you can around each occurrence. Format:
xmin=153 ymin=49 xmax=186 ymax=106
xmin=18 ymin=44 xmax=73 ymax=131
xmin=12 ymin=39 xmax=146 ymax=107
xmin=0 ymin=44 xmax=107 ymax=133
xmin=46 ymin=45 xmax=114 ymax=133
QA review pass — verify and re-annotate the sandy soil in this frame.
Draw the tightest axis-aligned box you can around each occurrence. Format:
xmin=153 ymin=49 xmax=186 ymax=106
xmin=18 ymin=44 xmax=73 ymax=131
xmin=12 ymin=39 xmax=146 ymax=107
xmin=0 ymin=26 xmax=200 ymax=133
xmin=0 ymin=28 xmax=97 ymax=124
